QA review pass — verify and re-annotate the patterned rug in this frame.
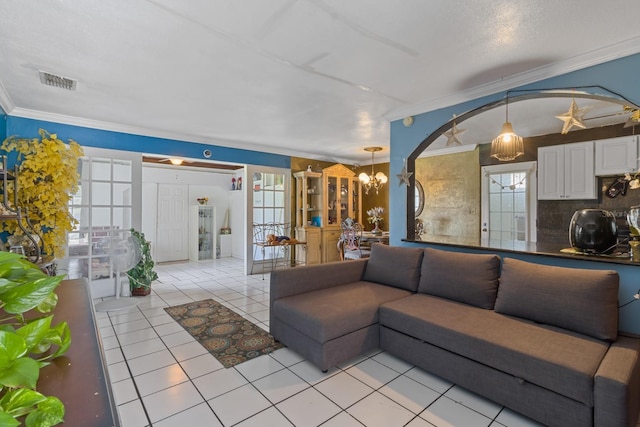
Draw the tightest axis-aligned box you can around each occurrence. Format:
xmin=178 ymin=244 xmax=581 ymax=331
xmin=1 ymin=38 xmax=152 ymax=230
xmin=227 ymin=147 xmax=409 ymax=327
xmin=164 ymin=299 xmax=283 ymax=368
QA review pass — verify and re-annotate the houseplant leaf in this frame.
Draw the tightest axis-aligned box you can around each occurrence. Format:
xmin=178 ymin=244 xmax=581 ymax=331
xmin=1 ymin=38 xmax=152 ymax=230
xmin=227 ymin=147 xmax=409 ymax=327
xmin=2 ymin=277 xmax=62 ymax=314
xmin=24 ymin=396 xmax=64 ymax=427
xmin=0 ymin=357 xmax=40 ymax=389
xmin=0 ymin=388 xmax=46 ymax=417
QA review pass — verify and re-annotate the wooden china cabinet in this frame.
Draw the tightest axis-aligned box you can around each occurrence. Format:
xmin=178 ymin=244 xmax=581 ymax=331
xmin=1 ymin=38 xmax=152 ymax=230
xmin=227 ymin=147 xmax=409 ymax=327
xmin=294 ymin=164 xmax=362 ymax=264
xmin=320 ymin=164 xmax=362 ymax=263
xmin=294 ymin=170 xmax=323 ymax=265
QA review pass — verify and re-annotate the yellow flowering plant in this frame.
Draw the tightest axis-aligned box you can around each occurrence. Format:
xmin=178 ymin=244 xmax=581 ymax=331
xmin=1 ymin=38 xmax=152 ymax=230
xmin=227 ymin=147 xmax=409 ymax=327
xmin=1 ymin=129 xmax=83 ymax=258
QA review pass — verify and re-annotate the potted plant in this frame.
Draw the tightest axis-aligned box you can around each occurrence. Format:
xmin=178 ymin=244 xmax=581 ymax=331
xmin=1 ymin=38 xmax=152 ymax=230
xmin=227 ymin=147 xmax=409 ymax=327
xmin=1 ymin=129 xmax=83 ymax=259
xmin=0 ymin=251 xmax=71 ymax=426
xmin=127 ymin=229 xmax=158 ymax=296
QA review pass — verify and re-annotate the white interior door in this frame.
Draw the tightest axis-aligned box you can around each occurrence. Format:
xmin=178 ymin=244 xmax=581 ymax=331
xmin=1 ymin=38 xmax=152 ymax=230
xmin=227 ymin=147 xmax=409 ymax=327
xmin=156 ymin=184 xmax=189 ymax=262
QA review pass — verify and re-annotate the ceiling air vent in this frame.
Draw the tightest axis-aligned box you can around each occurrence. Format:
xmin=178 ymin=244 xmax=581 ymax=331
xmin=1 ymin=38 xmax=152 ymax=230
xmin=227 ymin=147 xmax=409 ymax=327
xmin=39 ymin=71 xmax=77 ymax=90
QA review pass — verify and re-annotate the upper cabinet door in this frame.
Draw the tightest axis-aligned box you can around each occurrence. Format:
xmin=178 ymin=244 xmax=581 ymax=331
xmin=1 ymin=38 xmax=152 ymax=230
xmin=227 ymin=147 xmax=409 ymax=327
xmin=594 ymin=136 xmax=638 ymax=176
xmin=538 ymin=141 xmax=596 ymax=200
xmin=564 ymin=141 xmax=596 ymax=199
xmin=537 ymin=145 xmax=565 ymax=200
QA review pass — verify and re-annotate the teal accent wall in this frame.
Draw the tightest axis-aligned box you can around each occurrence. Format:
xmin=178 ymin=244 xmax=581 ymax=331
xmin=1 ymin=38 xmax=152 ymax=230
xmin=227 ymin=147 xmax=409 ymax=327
xmin=5 ymin=116 xmax=290 ymax=169
xmin=390 ymin=52 xmax=640 ymax=334
xmin=0 ymin=106 xmax=6 ymax=143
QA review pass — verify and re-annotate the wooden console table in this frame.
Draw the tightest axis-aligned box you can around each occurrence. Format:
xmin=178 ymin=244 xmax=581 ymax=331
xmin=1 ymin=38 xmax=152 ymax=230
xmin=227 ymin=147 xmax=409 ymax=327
xmin=36 ymin=278 xmax=118 ymax=426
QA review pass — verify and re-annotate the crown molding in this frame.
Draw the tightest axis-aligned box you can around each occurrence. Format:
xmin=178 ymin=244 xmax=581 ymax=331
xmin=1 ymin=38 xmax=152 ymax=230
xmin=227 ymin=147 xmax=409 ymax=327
xmin=7 ymin=107 xmax=331 ymax=160
xmin=385 ymin=36 xmax=640 ymax=122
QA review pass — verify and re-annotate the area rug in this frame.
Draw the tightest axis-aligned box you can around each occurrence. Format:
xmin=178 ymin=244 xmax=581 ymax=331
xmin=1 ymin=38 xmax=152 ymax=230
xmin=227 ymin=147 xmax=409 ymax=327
xmin=164 ymin=299 xmax=283 ymax=368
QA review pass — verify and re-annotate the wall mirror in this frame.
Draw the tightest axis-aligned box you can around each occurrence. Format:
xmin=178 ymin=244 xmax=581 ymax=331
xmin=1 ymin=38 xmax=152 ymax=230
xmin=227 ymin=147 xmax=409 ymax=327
xmin=406 ymin=87 xmax=640 ymax=253
xmin=414 ymin=180 xmax=424 ymax=217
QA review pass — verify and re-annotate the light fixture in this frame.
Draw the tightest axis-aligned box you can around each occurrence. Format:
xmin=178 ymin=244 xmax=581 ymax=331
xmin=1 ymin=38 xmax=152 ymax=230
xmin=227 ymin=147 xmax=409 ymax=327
xmin=169 ymin=158 xmax=184 ymax=165
xmin=490 ymin=94 xmax=524 ymax=161
xmin=359 ymin=147 xmax=388 ymax=195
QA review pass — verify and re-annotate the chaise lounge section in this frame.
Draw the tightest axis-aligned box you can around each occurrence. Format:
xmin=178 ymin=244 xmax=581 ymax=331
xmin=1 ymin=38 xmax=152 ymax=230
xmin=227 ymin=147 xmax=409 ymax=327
xmin=270 ymin=244 xmax=640 ymax=427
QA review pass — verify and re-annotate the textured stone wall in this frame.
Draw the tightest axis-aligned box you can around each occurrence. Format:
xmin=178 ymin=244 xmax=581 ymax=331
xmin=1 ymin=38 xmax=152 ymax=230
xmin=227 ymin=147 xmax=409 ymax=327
xmin=416 ymin=149 xmax=480 ymax=242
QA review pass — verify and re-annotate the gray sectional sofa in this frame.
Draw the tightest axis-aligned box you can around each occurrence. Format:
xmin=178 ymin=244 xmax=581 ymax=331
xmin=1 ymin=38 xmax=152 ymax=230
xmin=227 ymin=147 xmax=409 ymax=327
xmin=270 ymin=244 xmax=640 ymax=427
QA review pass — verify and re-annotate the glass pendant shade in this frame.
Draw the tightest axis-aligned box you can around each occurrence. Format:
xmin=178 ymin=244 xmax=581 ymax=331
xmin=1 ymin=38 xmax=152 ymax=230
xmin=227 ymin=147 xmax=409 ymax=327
xmin=490 ymin=121 xmax=524 ymax=161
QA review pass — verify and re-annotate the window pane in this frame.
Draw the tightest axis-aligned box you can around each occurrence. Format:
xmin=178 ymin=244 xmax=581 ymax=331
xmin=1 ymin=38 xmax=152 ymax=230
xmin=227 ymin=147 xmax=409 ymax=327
xmin=113 ymin=207 xmax=131 ymax=230
xmin=113 ymin=160 xmax=131 ymax=181
xmin=91 ymin=158 xmax=111 ymax=181
xmin=274 ymin=191 xmax=285 ymax=207
xmin=92 ymin=182 xmax=111 ymax=205
xmin=253 ymin=209 xmax=264 ymax=224
xmin=91 ymin=207 xmax=111 ymax=227
xmin=113 ymin=183 xmax=132 ymax=206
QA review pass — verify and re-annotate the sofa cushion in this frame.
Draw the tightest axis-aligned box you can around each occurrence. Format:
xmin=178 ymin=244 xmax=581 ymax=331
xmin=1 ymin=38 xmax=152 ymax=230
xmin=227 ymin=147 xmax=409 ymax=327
xmin=418 ymin=248 xmax=501 ymax=309
xmin=495 ymin=258 xmax=619 ymax=341
xmin=380 ymin=293 xmax=609 ymax=406
xmin=273 ymin=281 xmax=411 ymax=343
xmin=362 ymin=244 xmax=424 ymax=291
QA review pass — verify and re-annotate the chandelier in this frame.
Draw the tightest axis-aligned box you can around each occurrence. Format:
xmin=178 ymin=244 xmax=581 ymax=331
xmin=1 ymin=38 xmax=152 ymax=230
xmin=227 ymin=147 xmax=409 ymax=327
xmin=490 ymin=94 xmax=524 ymax=162
xmin=358 ymin=147 xmax=388 ymax=195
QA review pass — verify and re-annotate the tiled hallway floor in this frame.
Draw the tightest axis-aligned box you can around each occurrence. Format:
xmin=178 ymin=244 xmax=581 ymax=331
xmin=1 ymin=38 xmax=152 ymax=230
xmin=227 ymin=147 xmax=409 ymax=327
xmin=93 ymin=258 xmax=630 ymax=427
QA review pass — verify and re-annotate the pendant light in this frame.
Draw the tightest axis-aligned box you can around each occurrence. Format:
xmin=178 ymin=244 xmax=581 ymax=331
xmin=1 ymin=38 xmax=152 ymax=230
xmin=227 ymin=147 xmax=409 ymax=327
xmin=490 ymin=95 xmax=524 ymax=161
xmin=358 ymin=147 xmax=388 ymax=195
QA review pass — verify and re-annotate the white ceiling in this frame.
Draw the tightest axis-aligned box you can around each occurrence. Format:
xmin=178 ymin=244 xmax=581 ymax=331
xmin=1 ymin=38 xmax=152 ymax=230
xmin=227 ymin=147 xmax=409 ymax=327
xmin=1 ymin=1 xmax=640 ymax=164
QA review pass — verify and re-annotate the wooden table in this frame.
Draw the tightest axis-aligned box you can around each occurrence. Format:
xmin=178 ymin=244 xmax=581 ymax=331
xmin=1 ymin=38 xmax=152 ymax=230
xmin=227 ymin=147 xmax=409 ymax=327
xmin=361 ymin=231 xmax=390 ymax=245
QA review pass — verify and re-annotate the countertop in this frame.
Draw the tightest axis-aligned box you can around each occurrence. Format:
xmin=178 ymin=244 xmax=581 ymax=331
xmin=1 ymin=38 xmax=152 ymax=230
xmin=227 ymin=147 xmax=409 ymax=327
xmin=404 ymin=236 xmax=640 ymax=267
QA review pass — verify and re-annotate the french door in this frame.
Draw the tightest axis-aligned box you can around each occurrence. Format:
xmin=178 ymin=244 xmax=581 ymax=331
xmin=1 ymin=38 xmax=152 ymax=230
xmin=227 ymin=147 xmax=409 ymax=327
xmin=66 ymin=147 xmax=141 ymax=297
xmin=481 ymin=162 xmax=537 ymax=243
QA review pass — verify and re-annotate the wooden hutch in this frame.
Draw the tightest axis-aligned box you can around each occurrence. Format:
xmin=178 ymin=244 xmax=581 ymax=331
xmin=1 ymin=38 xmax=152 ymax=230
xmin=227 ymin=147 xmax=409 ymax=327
xmin=294 ymin=164 xmax=361 ymax=264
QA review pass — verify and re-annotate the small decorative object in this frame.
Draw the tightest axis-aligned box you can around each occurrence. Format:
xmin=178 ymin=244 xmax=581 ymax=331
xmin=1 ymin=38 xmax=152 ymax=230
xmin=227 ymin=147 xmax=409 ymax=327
xmin=367 ymin=206 xmax=384 ymax=235
xmin=231 ymin=177 xmax=236 ymax=191
xmin=237 ymin=177 xmax=242 ymax=190
xmin=397 ymin=158 xmax=413 ymax=187
xmin=220 ymin=209 xmax=231 ymax=234
xmin=197 ymin=197 xmax=208 ymax=205
xmin=443 ymin=114 xmax=465 ymax=147
xmin=307 ymin=164 xmax=313 ymax=172
xmin=556 ymin=98 xmax=587 ymax=134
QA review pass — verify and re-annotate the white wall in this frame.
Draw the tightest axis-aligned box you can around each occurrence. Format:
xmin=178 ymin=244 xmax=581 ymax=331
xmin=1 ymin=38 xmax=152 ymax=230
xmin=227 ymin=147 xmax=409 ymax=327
xmin=141 ymin=165 xmax=242 ymax=260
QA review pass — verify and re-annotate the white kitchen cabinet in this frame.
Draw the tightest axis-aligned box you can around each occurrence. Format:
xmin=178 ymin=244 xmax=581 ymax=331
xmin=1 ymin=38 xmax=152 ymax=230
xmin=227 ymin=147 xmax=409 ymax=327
xmin=594 ymin=135 xmax=638 ymax=176
xmin=538 ymin=141 xmax=596 ymax=200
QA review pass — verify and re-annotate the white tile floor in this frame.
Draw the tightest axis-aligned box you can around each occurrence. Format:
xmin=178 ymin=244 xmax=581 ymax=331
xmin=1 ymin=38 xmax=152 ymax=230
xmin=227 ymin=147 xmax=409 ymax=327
xmin=93 ymin=258 xmax=638 ymax=427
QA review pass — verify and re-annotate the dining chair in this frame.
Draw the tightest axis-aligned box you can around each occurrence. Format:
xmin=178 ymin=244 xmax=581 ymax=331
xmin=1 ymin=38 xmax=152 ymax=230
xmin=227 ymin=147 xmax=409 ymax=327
xmin=337 ymin=218 xmax=371 ymax=261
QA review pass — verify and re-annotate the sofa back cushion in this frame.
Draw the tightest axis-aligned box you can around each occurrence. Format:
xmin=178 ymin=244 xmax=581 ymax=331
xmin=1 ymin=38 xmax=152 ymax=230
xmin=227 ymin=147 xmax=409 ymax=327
xmin=363 ymin=244 xmax=424 ymax=291
xmin=418 ymin=248 xmax=501 ymax=309
xmin=495 ymin=257 xmax=619 ymax=341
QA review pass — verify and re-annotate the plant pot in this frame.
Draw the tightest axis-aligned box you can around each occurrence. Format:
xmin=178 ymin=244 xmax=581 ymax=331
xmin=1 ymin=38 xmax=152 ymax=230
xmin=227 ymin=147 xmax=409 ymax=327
xmin=132 ymin=287 xmax=151 ymax=296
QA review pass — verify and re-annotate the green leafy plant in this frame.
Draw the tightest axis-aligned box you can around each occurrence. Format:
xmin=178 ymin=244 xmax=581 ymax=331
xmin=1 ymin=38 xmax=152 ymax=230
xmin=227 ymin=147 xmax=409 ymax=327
xmin=127 ymin=229 xmax=158 ymax=295
xmin=0 ymin=252 xmax=70 ymax=426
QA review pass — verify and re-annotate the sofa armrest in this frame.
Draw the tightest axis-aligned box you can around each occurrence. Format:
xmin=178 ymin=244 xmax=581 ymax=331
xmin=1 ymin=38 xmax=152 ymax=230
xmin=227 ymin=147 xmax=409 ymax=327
xmin=270 ymin=259 xmax=368 ymax=301
xmin=594 ymin=335 xmax=640 ymax=427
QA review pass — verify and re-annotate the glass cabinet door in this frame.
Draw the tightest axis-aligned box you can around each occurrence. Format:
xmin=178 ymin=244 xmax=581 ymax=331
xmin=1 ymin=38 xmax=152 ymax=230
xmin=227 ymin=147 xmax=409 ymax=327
xmin=327 ymin=176 xmax=338 ymax=225
xmin=338 ymin=177 xmax=349 ymax=225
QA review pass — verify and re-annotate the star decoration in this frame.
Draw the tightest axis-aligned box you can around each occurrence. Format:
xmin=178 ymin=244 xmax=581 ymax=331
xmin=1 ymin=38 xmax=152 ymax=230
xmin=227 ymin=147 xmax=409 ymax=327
xmin=443 ymin=115 xmax=466 ymax=146
xmin=397 ymin=159 xmax=413 ymax=187
xmin=555 ymin=99 xmax=587 ymax=134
